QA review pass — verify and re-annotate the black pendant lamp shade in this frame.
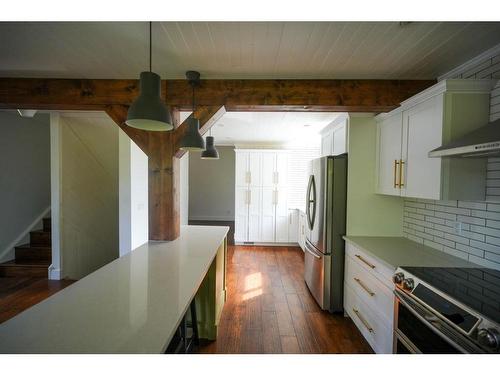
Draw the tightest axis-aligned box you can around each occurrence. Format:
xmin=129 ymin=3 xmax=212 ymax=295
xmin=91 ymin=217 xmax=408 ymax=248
xmin=179 ymin=71 xmax=205 ymax=151
xmin=126 ymin=22 xmax=173 ymax=131
xmin=201 ymin=136 xmax=219 ymax=159
xmin=180 ymin=117 xmax=205 ymax=150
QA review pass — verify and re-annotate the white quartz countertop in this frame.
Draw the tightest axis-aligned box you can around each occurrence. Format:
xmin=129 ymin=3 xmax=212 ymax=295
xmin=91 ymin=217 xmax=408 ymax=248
xmin=343 ymin=236 xmax=476 ymax=271
xmin=0 ymin=225 xmax=229 ymax=353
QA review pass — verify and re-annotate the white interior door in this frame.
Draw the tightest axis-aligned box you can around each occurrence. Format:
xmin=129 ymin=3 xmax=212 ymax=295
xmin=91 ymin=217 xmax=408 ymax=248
xmin=248 ymin=153 xmax=262 ymax=187
xmin=261 ymin=187 xmax=276 ymax=242
xmin=261 ymin=153 xmax=276 ymax=187
xmin=275 ymin=187 xmax=289 ymax=242
xmin=248 ymin=187 xmax=262 ymax=242
xmin=235 ymin=152 xmax=249 ymax=187
xmin=402 ymin=95 xmax=443 ymax=200
xmin=234 ymin=187 xmax=249 ymax=242
xmin=377 ymin=113 xmax=403 ymax=196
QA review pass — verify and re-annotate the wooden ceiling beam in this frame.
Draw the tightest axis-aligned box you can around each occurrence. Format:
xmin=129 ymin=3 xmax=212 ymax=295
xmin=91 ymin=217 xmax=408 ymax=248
xmin=0 ymin=78 xmax=435 ymax=113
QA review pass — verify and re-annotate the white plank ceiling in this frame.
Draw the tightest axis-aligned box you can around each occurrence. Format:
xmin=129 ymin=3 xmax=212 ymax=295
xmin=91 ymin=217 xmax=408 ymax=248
xmin=1 ymin=22 xmax=500 ymax=79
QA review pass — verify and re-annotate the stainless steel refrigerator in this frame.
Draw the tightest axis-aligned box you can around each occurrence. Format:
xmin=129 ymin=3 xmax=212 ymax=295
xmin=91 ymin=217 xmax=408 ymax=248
xmin=304 ymin=154 xmax=347 ymax=313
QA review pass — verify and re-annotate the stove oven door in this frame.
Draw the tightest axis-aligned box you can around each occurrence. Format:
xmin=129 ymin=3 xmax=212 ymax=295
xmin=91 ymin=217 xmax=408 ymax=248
xmin=393 ymin=293 xmax=464 ymax=354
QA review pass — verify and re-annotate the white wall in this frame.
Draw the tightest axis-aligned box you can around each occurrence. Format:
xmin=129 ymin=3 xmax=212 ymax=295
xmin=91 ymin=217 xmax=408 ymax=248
xmin=180 ymin=153 xmax=189 ymax=225
xmin=55 ymin=114 xmax=120 ymax=279
xmin=0 ymin=111 xmax=51 ymax=262
xmin=119 ymin=130 xmax=148 ymax=256
xmin=189 ymin=146 xmax=235 ymax=221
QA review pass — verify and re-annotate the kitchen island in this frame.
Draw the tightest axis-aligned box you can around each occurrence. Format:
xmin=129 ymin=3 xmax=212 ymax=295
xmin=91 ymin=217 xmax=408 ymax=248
xmin=0 ymin=225 xmax=228 ymax=353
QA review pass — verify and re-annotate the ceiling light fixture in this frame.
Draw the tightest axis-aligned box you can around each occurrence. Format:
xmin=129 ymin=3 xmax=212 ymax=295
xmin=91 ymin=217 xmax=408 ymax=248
xmin=179 ymin=71 xmax=205 ymax=151
xmin=201 ymin=129 xmax=220 ymax=160
xmin=126 ymin=22 xmax=173 ymax=131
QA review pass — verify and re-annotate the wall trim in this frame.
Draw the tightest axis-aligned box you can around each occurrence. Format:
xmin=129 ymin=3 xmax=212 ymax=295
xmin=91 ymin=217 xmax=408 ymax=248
xmin=0 ymin=206 xmax=50 ymax=263
xmin=48 ymin=265 xmax=62 ymax=280
xmin=189 ymin=216 xmax=235 ymax=222
xmin=438 ymin=42 xmax=500 ymax=81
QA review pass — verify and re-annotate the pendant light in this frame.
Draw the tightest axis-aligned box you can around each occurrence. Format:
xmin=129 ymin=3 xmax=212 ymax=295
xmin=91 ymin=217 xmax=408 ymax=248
xmin=179 ymin=71 xmax=205 ymax=151
xmin=201 ymin=129 xmax=220 ymax=159
xmin=126 ymin=22 xmax=173 ymax=131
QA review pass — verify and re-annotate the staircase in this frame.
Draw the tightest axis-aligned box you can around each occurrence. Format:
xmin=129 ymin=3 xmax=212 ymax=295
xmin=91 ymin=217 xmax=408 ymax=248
xmin=0 ymin=218 xmax=52 ymax=278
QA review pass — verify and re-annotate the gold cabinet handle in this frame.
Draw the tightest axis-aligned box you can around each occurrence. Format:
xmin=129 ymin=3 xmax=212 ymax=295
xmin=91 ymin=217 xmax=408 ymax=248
xmin=354 ymin=278 xmax=375 ymax=297
xmin=355 ymin=254 xmax=375 ymax=269
xmin=353 ymin=308 xmax=374 ymax=333
xmin=399 ymin=160 xmax=405 ymax=188
xmin=393 ymin=160 xmax=399 ymax=188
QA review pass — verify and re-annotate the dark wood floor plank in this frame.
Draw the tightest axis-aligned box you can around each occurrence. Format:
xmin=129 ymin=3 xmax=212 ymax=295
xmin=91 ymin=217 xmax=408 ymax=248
xmin=262 ymin=311 xmax=282 ymax=353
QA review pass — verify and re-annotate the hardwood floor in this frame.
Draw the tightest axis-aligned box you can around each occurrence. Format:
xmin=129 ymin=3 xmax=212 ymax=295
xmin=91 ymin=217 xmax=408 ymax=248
xmin=196 ymin=245 xmax=373 ymax=354
xmin=0 ymin=277 xmax=74 ymax=324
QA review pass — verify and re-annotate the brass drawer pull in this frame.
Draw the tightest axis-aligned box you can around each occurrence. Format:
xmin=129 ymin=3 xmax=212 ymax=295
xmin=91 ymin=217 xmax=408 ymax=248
xmin=393 ymin=160 xmax=399 ymax=188
xmin=355 ymin=254 xmax=376 ymax=269
xmin=354 ymin=277 xmax=375 ymax=297
xmin=353 ymin=308 xmax=374 ymax=333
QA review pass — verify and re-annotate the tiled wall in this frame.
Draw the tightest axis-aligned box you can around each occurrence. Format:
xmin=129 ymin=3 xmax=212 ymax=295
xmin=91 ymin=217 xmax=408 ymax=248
xmin=403 ymin=199 xmax=500 ymax=270
xmin=403 ymin=44 xmax=500 ymax=270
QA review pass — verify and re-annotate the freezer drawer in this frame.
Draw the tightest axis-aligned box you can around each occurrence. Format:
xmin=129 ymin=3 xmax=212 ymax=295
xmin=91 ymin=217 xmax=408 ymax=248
xmin=304 ymin=241 xmax=331 ymax=310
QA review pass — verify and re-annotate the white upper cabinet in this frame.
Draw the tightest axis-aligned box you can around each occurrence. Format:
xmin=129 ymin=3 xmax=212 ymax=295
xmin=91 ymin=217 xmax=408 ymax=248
xmin=401 ymin=95 xmax=443 ymax=199
xmin=375 ymin=79 xmax=493 ymax=201
xmin=320 ymin=115 xmax=349 ymax=157
xmin=235 ymin=152 xmax=249 ymax=187
xmin=376 ymin=112 xmax=403 ymax=196
xmin=248 ymin=153 xmax=262 ymax=187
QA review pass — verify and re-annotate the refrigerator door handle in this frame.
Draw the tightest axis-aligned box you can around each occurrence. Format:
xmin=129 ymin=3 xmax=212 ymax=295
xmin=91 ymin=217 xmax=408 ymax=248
xmin=306 ymin=175 xmax=316 ymax=231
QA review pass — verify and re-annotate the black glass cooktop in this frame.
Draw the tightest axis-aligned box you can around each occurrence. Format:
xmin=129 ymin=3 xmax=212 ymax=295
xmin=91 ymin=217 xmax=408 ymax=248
xmin=400 ymin=267 xmax=500 ymax=325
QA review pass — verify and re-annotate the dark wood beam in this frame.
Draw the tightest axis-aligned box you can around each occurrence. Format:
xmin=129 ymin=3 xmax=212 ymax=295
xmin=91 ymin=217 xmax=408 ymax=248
xmin=0 ymin=78 xmax=435 ymax=113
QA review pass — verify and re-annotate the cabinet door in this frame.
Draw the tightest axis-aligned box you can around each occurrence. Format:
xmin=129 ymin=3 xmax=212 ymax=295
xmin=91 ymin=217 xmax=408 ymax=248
xmin=275 ymin=187 xmax=289 ymax=242
xmin=235 ymin=152 xmax=249 ymax=187
xmin=275 ymin=153 xmax=288 ymax=187
xmin=332 ymin=121 xmax=347 ymax=155
xmin=321 ymin=131 xmax=333 ymax=157
xmin=288 ymin=209 xmax=299 ymax=243
xmin=234 ymin=187 xmax=248 ymax=242
xmin=248 ymin=187 xmax=262 ymax=242
xmin=261 ymin=153 xmax=276 ymax=187
xmin=377 ymin=113 xmax=403 ymax=196
xmin=261 ymin=187 xmax=276 ymax=242
xmin=248 ymin=153 xmax=262 ymax=187
xmin=402 ymin=95 xmax=443 ymax=200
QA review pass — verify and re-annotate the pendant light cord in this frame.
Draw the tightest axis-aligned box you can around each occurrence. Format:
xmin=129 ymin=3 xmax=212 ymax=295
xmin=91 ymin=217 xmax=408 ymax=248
xmin=149 ymin=22 xmax=152 ymax=72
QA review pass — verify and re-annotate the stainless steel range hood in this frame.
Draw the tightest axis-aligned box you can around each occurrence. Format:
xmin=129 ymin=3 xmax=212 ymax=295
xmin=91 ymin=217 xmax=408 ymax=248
xmin=429 ymin=119 xmax=500 ymax=158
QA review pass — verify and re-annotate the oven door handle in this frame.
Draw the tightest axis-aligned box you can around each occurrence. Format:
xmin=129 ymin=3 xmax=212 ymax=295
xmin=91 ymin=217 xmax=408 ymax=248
xmin=394 ymin=290 xmax=473 ymax=354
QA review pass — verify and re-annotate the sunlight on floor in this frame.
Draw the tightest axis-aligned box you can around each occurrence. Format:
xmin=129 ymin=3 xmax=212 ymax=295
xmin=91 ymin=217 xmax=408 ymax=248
xmin=242 ymin=272 xmax=263 ymax=301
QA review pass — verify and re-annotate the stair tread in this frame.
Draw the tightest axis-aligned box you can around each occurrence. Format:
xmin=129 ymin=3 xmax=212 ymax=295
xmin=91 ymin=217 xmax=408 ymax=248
xmin=0 ymin=260 xmax=50 ymax=267
xmin=16 ymin=243 xmax=51 ymax=250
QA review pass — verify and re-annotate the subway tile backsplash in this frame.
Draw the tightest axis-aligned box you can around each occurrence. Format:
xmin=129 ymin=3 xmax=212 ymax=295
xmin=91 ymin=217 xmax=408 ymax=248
xmin=403 ymin=199 xmax=500 ymax=270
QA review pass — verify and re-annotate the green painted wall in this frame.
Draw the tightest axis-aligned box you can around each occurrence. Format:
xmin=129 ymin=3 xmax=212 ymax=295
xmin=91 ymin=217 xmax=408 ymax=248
xmin=346 ymin=115 xmax=403 ymax=236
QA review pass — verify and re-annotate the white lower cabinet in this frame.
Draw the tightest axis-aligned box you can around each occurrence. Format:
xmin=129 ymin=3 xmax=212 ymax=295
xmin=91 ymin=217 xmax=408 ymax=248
xmin=287 ymin=209 xmax=299 ymax=243
xmin=344 ymin=242 xmax=394 ymax=354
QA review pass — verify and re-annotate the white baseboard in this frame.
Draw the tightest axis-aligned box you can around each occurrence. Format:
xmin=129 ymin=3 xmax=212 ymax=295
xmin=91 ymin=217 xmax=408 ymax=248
xmin=48 ymin=264 xmax=62 ymax=280
xmin=189 ymin=216 xmax=234 ymax=222
xmin=0 ymin=206 xmax=51 ymax=263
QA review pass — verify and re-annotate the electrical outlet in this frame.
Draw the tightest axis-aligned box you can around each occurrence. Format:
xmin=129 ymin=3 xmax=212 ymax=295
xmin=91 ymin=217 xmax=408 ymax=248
xmin=454 ymin=221 xmax=463 ymax=235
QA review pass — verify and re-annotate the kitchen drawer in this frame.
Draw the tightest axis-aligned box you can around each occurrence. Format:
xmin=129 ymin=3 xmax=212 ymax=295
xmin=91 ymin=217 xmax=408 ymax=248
xmin=344 ymin=283 xmax=393 ymax=354
xmin=345 ymin=242 xmax=394 ymax=289
xmin=345 ymin=254 xmax=394 ymax=326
